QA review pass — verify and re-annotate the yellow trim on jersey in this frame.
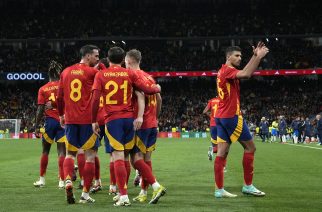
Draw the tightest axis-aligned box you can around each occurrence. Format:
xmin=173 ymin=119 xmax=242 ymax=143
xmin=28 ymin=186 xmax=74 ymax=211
xmin=135 ymin=135 xmax=147 ymax=153
xmin=217 ymin=136 xmax=226 ymax=143
xmin=211 ymin=138 xmax=218 ymax=145
xmin=147 ymin=144 xmax=156 ymax=152
xmin=81 ymin=134 xmax=98 ymax=150
xmin=65 ymin=141 xmax=78 ymax=152
xmin=43 ymin=132 xmax=54 ymax=144
xmin=57 ymin=135 xmax=66 ymax=143
xmin=230 ymin=115 xmax=243 ymax=142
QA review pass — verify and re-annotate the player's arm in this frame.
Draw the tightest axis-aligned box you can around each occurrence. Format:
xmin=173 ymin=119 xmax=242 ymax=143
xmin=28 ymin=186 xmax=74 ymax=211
xmin=202 ymin=102 xmax=211 ymax=115
xmin=130 ymin=71 xmax=161 ymax=94
xmin=156 ymin=93 xmax=162 ymax=118
xmin=91 ymin=74 xmax=103 ymax=136
xmin=236 ymin=41 xmax=269 ymax=79
xmin=133 ymin=91 xmax=145 ymax=130
xmin=34 ymin=89 xmax=45 ymax=137
xmin=57 ymin=74 xmax=66 ymax=127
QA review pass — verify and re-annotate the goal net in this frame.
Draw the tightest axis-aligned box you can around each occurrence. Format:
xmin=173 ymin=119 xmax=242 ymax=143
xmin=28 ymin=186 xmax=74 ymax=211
xmin=0 ymin=119 xmax=21 ymax=139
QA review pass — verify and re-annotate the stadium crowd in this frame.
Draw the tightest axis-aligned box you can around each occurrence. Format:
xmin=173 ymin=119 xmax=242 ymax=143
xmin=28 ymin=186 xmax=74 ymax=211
xmin=1 ymin=78 xmax=321 ymax=136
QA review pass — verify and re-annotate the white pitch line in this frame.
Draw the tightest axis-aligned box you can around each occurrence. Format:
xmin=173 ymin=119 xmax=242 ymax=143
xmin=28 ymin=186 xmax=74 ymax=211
xmin=283 ymin=143 xmax=322 ymax=150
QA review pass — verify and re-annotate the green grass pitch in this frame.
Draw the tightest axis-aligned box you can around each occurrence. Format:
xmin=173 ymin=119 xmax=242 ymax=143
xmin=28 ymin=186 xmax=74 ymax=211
xmin=0 ymin=138 xmax=322 ymax=212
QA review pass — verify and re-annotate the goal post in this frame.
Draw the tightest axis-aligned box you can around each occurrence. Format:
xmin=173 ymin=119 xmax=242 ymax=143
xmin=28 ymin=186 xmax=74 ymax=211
xmin=0 ymin=119 xmax=21 ymax=139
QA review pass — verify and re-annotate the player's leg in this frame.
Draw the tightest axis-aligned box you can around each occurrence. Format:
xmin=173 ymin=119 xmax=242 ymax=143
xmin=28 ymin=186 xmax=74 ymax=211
xmin=55 ymin=125 xmax=66 ymax=189
xmin=77 ymin=148 xmax=85 ymax=189
xmin=63 ymin=124 xmax=81 ymax=204
xmin=214 ymin=117 xmax=236 ymax=198
xmin=56 ymin=137 xmax=66 ymax=189
xmin=34 ymin=118 xmax=54 ymax=187
xmin=90 ymin=125 xmax=105 ymax=194
xmin=78 ymin=124 xmax=100 ymax=203
xmin=132 ymin=128 xmax=166 ymax=204
xmin=107 ymin=119 xmax=131 ymax=206
xmin=103 ymin=126 xmax=117 ymax=195
xmin=238 ymin=118 xmax=265 ymax=197
xmin=34 ymin=139 xmax=52 ymax=187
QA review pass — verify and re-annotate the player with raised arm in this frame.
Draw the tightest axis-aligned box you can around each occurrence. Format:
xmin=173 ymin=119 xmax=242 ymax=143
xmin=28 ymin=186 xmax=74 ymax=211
xmin=214 ymin=42 xmax=269 ymax=198
xmin=57 ymin=45 xmax=100 ymax=204
xmin=125 ymin=49 xmax=166 ymax=204
xmin=33 ymin=60 xmax=66 ymax=189
xmin=91 ymin=47 xmax=162 ymax=206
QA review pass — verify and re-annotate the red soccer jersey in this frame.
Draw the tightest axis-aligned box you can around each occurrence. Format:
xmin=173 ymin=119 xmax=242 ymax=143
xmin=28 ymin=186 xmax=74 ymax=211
xmin=215 ymin=64 xmax=241 ymax=118
xmin=138 ymin=70 xmax=158 ymax=129
xmin=59 ymin=63 xmax=98 ymax=124
xmin=207 ymin=98 xmax=220 ymax=127
xmin=37 ymin=81 xmax=59 ymax=121
xmin=92 ymin=65 xmax=159 ymax=123
xmin=132 ymin=70 xmax=158 ymax=129
xmin=97 ymin=96 xmax=106 ymax=125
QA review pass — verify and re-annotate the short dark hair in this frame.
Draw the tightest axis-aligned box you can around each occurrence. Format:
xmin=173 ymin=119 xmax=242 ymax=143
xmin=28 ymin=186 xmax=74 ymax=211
xmin=225 ymin=46 xmax=242 ymax=57
xmin=126 ymin=49 xmax=142 ymax=63
xmin=99 ymin=58 xmax=109 ymax=67
xmin=108 ymin=47 xmax=125 ymax=64
xmin=80 ymin=45 xmax=100 ymax=57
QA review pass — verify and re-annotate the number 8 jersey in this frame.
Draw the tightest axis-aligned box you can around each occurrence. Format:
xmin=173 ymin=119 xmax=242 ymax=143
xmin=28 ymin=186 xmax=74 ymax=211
xmin=58 ymin=63 xmax=98 ymax=124
xmin=215 ymin=64 xmax=241 ymax=118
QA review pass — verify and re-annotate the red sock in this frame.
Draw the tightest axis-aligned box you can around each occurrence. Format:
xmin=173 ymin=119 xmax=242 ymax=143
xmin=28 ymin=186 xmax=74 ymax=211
xmin=243 ymin=152 xmax=254 ymax=186
xmin=63 ymin=157 xmax=75 ymax=181
xmin=58 ymin=156 xmax=65 ymax=180
xmin=109 ymin=162 xmax=116 ymax=185
xmin=40 ymin=154 xmax=48 ymax=176
xmin=141 ymin=161 xmax=152 ymax=189
xmin=114 ymin=160 xmax=127 ymax=195
xmin=134 ymin=159 xmax=156 ymax=185
xmin=94 ymin=156 xmax=100 ymax=181
xmin=83 ymin=162 xmax=95 ymax=193
xmin=124 ymin=161 xmax=131 ymax=184
xmin=215 ymin=156 xmax=225 ymax=189
xmin=77 ymin=153 xmax=85 ymax=180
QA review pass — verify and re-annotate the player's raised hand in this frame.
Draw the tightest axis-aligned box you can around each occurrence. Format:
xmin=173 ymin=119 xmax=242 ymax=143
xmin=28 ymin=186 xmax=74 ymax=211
xmin=252 ymin=41 xmax=269 ymax=58
xmin=133 ymin=116 xmax=143 ymax=131
xmin=155 ymin=84 xmax=161 ymax=93
xmin=92 ymin=122 xmax=100 ymax=137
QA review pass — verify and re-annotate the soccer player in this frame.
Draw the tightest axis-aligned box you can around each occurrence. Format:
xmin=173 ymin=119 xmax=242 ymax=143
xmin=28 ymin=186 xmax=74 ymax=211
xmin=91 ymin=47 xmax=162 ymax=206
xmin=259 ymin=117 xmax=269 ymax=143
xmin=33 ymin=60 xmax=66 ymax=189
xmin=203 ymin=97 xmax=220 ymax=160
xmin=214 ymin=42 xmax=269 ymax=198
xmin=57 ymin=45 xmax=100 ymax=204
xmin=124 ymin=49 xmax=166 ymax=204
xmin=279 ymin=115 xmax=287 ymax=143
xmin=291 ymin=117 xmax=300 ymax=144
xmin=316 ymin=114 xmax=322 ymax=145
xmin=271 ymin=119 xmax=278 ymax=142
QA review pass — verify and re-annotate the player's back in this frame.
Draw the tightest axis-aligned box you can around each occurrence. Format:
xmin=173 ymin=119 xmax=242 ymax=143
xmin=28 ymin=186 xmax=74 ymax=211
xmin=97 ymin=65 xmax=136 ymax=122
xmin=216 ymin=64 xmax=241 ymax=118
xmin=38 ymin=81 xmax=60 ymax=120
xmin=137 ymin=70 xmax=158 ymax=129
xmin=209 ymin=98 xmax=220 ymax=126
xmin=59 ymin=63 xmax=97 ymax=124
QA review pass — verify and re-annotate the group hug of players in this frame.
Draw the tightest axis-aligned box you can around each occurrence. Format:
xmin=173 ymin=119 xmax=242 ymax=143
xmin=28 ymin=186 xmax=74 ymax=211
xmin=33 ymin=41 xmax=270 ymax=205
xmin=33 ymin=46 xmax=165 ymax=206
